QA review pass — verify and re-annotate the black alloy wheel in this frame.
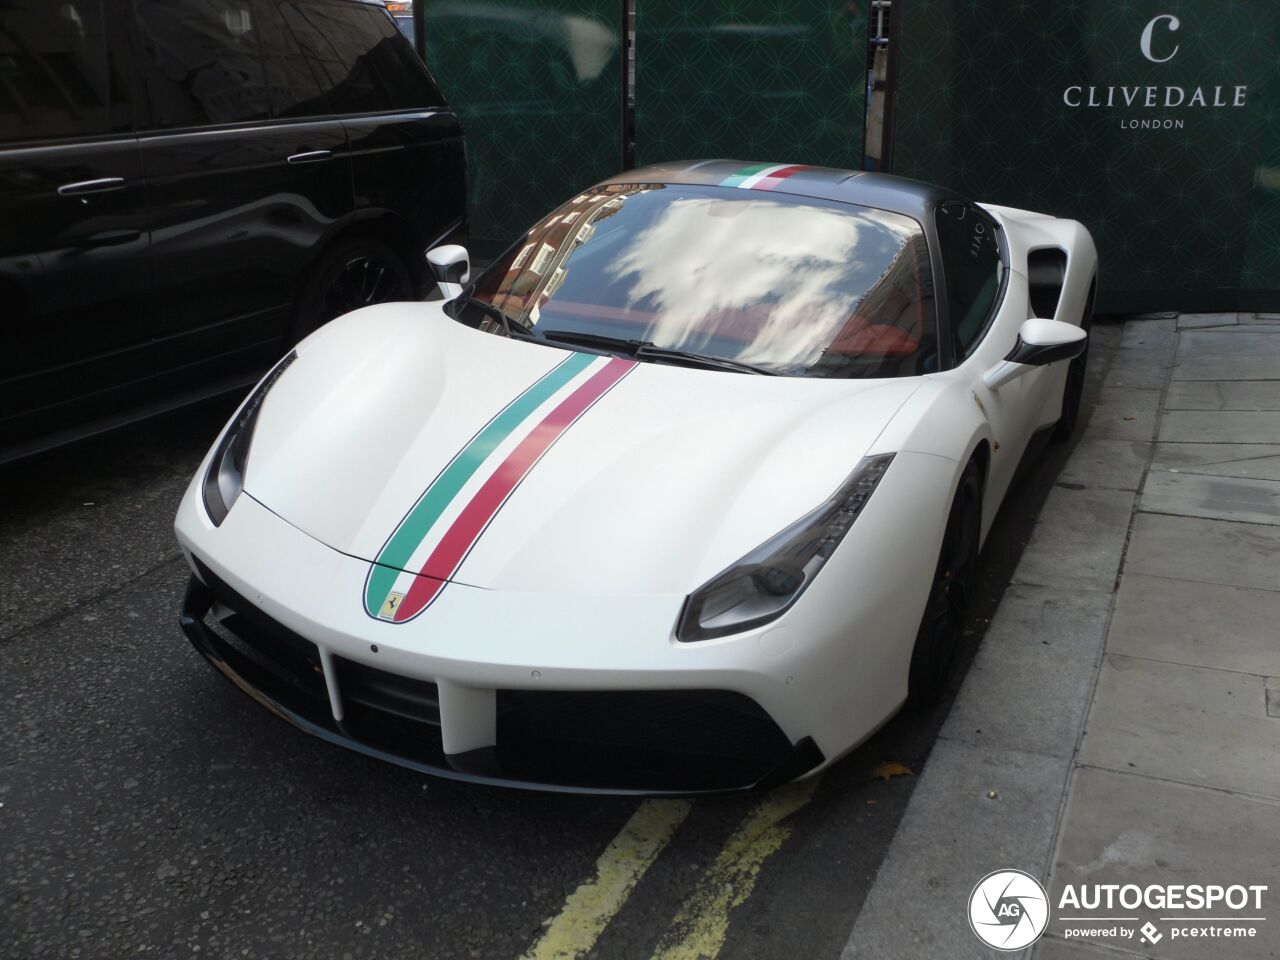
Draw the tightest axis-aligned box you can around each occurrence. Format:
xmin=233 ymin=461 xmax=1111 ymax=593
xmin=1054 ymin=281 xmax=1097 ymax=441
xmin=292 ymin=237 xmax=414 ymax=343
xmin=321 ymin=253 xmax=410 ymax=323
xmin=1053 ymin=335 xmax=1090 ymax=440
xmin=907 ymin=458 xmax=983 ymax=708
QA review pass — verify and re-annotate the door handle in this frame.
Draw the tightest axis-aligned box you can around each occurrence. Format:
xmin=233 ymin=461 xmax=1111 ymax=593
xmin=57 ymin=177 xmax=126 ymax=197
xmin=287 ymin=150 xmax=333 ymax=165
xmin=76 ymin=229 xmax=143 ymax=249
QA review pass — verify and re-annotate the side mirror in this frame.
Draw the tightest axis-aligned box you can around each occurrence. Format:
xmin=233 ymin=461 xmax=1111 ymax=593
xmin=427 ymin=244 xmax=469 ymax=301
xmin=983 ymin=318 xmax=1087 ymax=390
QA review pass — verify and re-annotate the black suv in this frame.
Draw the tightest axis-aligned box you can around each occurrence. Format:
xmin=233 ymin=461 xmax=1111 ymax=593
xmin=0 ymin=0 xmax=465 ymax=461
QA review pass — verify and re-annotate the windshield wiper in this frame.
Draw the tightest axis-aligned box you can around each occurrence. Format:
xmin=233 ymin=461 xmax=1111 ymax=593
xmin=455 ymin=294 xmax=538 ymax=340
xmin=539 ymin=329 xmax=776 ymax=376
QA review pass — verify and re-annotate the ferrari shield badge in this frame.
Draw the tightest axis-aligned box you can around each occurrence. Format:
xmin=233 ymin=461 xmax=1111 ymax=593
xmin=377 ymin=592 xmax=405 ymax=621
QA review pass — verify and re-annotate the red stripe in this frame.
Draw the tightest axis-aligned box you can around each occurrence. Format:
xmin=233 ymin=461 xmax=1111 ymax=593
xmin=753 ymin=164 xmax=808 ymax=190
xmin=394 ymin=357 xmax=636 ymax=621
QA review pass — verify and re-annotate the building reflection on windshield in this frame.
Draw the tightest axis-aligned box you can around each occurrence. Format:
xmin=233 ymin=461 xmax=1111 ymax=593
xmin=484 ymin=182 xmax=659 ymax=329
xmin=473 ymin=183 xmax=937 ymax=379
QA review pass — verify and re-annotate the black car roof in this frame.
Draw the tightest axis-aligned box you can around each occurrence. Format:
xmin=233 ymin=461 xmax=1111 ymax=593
xmin=598 ymin=160 xmax=962 ymax=223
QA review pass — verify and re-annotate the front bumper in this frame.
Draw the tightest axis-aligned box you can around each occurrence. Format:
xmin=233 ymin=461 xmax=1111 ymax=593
xmin=175 ymin=442 xmax=954 ymax=794
xmin=180 ymin=559 xmax=822 ymax=795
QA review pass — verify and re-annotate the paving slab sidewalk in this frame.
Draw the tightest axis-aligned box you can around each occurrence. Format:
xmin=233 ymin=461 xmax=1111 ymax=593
xmin=842 ymin=313 xmax=1280 ymax=960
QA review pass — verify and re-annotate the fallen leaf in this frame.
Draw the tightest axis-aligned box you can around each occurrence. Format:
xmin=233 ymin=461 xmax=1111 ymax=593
xmin=872 ymin=760 xmax=914 ymax=782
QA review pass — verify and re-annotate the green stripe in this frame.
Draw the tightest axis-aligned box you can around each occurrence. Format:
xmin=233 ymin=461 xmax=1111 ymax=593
xmin=719 ymin=163 xmax=772 ymax=187
xmin=364 ymin=351 xmax=595 ymax=614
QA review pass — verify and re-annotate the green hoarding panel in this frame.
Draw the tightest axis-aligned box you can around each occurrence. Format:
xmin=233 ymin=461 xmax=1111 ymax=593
xmin=634 ymin=1 xmax=868 ymax=171
xmin=893 ymin=1 xmax=1280 ymax=312
xmin=423 ymin=0 xmax=622 ymax=255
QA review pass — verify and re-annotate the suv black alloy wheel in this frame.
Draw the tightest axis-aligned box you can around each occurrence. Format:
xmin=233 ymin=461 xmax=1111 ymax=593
xmin=294 ymin=237 xmax=415 ymax=342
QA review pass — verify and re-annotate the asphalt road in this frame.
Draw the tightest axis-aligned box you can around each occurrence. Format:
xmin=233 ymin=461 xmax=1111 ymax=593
xmin=0 ymin=325 xmax=1116 ymax=960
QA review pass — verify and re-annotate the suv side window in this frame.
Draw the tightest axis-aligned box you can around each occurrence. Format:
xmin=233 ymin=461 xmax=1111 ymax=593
xmin=133 ymin=0 xmax=269 ymax=128
xmin=280 ymin=0 xmax=444 ymax=115
xmin=0 ymin=0 xmax=116 ymax=143
xmin=936 ymin=200 xmax=1004 ymax=359
xmin=254 ymin=0 xmax=327 ymax=118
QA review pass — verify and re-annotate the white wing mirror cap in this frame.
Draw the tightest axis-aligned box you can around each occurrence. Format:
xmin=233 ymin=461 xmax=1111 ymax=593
xmin=426 ymin=244 xmax=470 ymax=301
xmin=1019 ymin=317 xmax=1088 ymax=348
xmin=983 ymin=318 xmax=1088 ymax=390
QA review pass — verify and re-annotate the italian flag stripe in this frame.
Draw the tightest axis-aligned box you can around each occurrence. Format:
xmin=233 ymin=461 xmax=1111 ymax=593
xmin=363 ymin=350 xmax=597 ymax=617
xmin=719 ymin=163 xmax=809 ymax=190
xmin=391 ymin=356 xmax=637 ymax=622
xmin=718 ymin=162 xmax=774 ymax=187
xmin=751 ymin=164 xmax=809 ymax=190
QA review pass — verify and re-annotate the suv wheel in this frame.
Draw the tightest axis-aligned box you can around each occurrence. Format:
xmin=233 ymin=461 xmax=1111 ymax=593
xmin=293 ymin=237 xmax=413 ymax=342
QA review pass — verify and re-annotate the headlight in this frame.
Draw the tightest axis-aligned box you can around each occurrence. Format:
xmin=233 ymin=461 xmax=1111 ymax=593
xmin=202 ymin=351 xmax=296 ymax=525
xmin=676 ymin=454 xmax=895 ymax=642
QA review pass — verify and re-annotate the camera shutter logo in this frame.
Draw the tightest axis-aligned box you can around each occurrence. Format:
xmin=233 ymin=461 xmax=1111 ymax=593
xmin=968 ymin=869 xmax=1050 ymax=950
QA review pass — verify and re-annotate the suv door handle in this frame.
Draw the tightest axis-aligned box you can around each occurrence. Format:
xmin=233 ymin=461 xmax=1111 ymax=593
xmin=287 ymin=150 xmax=333 ymax=165
xmin=57 ymin=177 xmax=126 ymax=197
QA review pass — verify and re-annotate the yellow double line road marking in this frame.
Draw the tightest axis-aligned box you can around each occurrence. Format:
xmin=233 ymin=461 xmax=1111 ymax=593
xmin=519 ymin=777 xmax=822 ymax=960
xmin=651 ymin=778 xmax=821 ymax=960
xmin=521 ymin=799 xmax=693 ymax=960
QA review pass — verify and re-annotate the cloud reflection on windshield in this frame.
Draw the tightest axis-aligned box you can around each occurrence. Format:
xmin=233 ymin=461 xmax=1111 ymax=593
xmin=605 ymin=196 xmax=918 ymax=369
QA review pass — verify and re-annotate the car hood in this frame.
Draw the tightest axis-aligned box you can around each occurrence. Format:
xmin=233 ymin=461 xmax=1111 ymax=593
xmin=245 ymin=303 xmax=922 ymax=596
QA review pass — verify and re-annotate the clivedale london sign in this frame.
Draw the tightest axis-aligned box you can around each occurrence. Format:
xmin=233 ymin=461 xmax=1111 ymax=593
xmin=1062 ymin=14 xmax=1247 ymax=130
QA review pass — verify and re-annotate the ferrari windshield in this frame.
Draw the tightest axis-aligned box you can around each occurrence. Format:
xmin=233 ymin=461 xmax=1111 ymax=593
xmin=460 ymin=183 xmax=938 ymax=378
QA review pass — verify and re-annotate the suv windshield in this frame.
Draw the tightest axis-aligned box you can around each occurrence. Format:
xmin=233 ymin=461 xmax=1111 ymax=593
xmin=460 ymin=183 xmax=937 ymax=378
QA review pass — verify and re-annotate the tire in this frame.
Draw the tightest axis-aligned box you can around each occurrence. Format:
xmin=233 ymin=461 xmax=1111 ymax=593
xmin=1053 ymin=281 xmax=1096 ymax=441
xmin=291 ymin=237 xmax=414 ymax=343
xmin=907 ymin=458 xmax=983 ymax=708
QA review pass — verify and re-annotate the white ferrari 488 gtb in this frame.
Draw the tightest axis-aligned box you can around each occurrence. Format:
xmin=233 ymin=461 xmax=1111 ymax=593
xmin=175 ymin=161 xmax=1096 ymax=794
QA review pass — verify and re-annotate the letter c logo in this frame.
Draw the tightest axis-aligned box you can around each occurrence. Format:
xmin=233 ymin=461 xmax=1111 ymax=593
xmin=1140 ymin=14 xmax=1180 ymax=63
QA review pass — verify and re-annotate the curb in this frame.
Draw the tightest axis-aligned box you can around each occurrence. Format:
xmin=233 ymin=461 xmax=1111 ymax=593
xmin=841 ymin=316 xmax=1176 ymax=959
